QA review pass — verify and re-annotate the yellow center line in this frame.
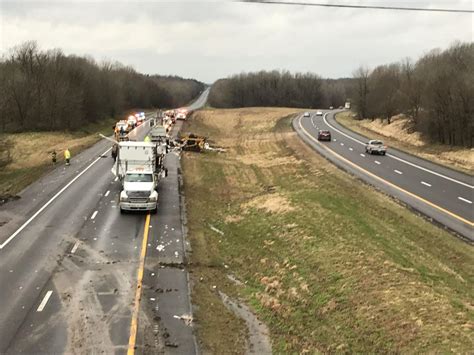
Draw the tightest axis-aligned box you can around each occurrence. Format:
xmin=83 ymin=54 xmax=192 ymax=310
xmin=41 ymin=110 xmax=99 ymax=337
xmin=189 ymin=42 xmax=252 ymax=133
xmin=298 ymin=117 xmax=474 ymax=227
xmin=128 ymin=213 xmax=151 ymax=355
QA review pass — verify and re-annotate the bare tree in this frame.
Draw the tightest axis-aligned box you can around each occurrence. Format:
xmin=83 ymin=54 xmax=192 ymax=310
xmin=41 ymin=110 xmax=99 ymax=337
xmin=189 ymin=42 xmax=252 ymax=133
xmin=353 ymin=66 xmax=370 ymax=119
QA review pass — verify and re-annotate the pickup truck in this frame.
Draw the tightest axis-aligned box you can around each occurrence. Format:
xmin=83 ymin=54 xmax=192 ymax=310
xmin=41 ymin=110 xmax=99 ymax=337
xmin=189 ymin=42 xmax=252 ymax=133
xmin=365 ymin=140 xmax=387 ymax=155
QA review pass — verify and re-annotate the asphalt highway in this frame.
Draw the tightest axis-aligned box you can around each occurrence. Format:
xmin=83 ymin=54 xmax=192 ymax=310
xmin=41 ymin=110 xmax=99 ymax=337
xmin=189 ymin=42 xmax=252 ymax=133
xmin=294 ymin=111 xmax=473 ymax=242
xmin=0 ymin=89 xmax=209 ymax=354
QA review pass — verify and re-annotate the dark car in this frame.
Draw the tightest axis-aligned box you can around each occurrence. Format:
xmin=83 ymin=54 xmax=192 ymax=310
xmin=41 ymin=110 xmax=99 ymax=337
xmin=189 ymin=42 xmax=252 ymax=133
xmin=317 ymin=130 xmax=331 ymax=141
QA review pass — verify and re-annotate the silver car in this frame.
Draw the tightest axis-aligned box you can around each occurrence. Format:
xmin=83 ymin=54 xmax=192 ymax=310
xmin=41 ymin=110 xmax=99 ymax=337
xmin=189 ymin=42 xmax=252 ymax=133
xmin=365 ymin=140 xmax=387 ymax=155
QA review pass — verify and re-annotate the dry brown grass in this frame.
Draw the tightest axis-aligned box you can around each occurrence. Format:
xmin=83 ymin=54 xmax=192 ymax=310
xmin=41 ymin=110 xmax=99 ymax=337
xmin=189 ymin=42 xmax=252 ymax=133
xmin=7 ymin=132 xmax=99 ymax=170
xmin=0 ymin=117 xmax=115 ymax=195
xmin=336 ymin=112 xmax=474 ymax=174
xmin=182 ymin=108 xmax=474 ymax=354
xmin=241 ymin=193 xmax=295 ymax=214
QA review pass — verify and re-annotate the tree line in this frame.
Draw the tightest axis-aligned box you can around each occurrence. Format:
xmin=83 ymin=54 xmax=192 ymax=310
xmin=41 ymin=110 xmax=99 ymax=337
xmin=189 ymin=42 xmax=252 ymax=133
xmin=208 ymin=42 xmax=472 ymax=147
xmin=208 ymin=70 xmax=352 ymax=109
xmin=352 ymin=42 xmax=473 ymax=147
xmin=0 ymin=41 xmax=204 ymax=133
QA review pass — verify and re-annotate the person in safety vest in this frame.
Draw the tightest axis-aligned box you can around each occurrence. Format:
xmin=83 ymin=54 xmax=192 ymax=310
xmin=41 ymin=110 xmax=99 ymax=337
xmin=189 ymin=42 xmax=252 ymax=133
xmin=51 ymin=150 xmax=57 ymax=165
xmin=64 ymin=149 xmax=71 ymax=166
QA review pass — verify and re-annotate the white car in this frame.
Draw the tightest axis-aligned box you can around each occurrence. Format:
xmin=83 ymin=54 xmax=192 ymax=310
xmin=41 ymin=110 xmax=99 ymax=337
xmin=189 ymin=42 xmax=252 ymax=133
xmin=316 ymin=111 xmax=323 ymax=116
xmin=303 ymin=112 xmax=310 ymax=117
xmin=365 ymin=140 xmax=387 ymax=155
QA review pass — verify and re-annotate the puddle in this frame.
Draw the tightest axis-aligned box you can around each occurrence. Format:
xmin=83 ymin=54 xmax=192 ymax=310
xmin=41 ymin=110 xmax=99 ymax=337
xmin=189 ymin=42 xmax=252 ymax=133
xmin=219 ymin=291 xmax=272 ymax=355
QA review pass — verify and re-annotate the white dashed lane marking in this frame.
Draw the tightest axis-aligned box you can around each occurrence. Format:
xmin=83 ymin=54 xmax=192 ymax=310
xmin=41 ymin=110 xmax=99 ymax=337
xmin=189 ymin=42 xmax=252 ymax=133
xmin=360 ymin=154 xmax=365 ymax=157
xmin=421 ymin=181 xmax=432 ymax=187
xmin=321 ymin=113 xmax=473 ymax=189
xmin=458 ymin=197 xmax=472 ymax=204
xmin=37 ymin=291 xmax=53 ymax=312
xmin=349 ymin=147 xmax=353 ymax=151
xmin=104 ymin=190 xmax=110 ymax=197
xmin=91 ymin=211 xmax=98 ymax=220
xmin=375 ymin=161 xmax=381 ymax=165
xmin=394 ymin=170 xmax=403 ymax=175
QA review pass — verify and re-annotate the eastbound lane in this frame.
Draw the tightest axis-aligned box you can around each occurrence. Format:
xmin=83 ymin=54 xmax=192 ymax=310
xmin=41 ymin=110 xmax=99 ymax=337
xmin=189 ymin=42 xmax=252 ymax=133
xmin=295 ymin=111 xmax=473 ymax=241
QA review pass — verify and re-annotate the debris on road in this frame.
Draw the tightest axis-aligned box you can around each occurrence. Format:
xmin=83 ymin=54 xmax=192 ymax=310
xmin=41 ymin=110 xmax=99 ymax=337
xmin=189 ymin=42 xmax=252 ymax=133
xmin=177 ymin=133 xmax=207 ymax=152
xmin=173 ymin=314 xmax=193 ymax=326
xmin=204 ymin=142 xmax=226 ymax=153
xmin=172 ymin=133 xmax=226 ymax=153
xmin=165 ymin=341 xmax=179 ymax=348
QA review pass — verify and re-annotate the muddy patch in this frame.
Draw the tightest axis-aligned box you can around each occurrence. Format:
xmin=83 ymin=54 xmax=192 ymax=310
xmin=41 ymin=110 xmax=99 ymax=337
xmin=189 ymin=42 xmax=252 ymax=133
xmin=219 ymin=292 xmax=272 ymax=355
xmin=51 ymin=242 xmax=137 ymax=354
xmin=0 ymin=194 xmax=20 ymax=206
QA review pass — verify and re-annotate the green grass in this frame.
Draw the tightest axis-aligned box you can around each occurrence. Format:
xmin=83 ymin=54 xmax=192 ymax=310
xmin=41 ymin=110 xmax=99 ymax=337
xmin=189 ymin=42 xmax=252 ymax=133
xmin=182 ymin=109 xmax=474 ymax=353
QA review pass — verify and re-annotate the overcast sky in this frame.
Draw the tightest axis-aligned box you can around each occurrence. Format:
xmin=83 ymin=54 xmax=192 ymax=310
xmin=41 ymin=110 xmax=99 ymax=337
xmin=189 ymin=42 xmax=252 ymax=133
xmin=0 ymin=0 xmax=472 ymax=83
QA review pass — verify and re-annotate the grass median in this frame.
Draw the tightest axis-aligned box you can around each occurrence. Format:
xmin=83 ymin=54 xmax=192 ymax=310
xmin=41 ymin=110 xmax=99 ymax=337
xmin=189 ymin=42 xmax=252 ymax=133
xmin=182 ymin=108 xmax=473 ymax=353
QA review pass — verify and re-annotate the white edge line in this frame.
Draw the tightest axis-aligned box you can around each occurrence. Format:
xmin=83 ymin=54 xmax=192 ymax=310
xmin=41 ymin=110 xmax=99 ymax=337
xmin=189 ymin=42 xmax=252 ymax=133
xmin=70 ymin=242 xmax=79 ymax=254
xmin=37 ymin=290 xmax=53 ymax=312
xmin=0 ymin=148 xmax=112 ymax=250
xmin=322 ymin=113 xmax=474 ymax=189
xmin=421 ymin=181 xmax=432 ymax=187
xmin=297 ymin=115 xmax=474 ymax=227
xmin=91 ymin=210 xmax=98 ymax=220
xmin=458 ymin=197 xmax=472 ymax=204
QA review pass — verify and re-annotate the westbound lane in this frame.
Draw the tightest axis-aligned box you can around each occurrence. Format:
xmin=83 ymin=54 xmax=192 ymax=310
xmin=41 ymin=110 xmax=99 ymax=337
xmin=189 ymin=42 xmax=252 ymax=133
xmin=0 ymin=90 xmax=209 ymax=354
xmin=0 ymin=114 xmax=155 ymax=353
xmin=294 ymin=111 xmax=473 ymax=241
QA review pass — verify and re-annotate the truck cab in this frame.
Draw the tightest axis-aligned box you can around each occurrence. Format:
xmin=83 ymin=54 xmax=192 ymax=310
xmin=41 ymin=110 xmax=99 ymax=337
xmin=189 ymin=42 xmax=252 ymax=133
xmin=120 ymin=170 xmax=158 ymax=213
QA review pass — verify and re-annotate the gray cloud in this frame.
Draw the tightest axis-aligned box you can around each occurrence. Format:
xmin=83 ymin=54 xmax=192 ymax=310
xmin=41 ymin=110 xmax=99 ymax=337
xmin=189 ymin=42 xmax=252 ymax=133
xmin=1 ymin=0 xmax=472 ymax=82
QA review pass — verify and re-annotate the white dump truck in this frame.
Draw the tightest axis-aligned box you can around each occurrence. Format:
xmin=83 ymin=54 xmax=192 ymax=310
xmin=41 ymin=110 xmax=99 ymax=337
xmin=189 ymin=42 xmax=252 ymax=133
xmin=113 ymin=141 xmax=167 ymax=213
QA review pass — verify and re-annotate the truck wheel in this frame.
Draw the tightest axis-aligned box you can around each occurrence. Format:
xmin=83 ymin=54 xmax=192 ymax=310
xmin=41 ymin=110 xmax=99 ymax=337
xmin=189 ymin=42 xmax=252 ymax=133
xmin=151 ymin=207 xmax=157 ymax=214
xmin=120 ymin=208 xmax=125 ymax=214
